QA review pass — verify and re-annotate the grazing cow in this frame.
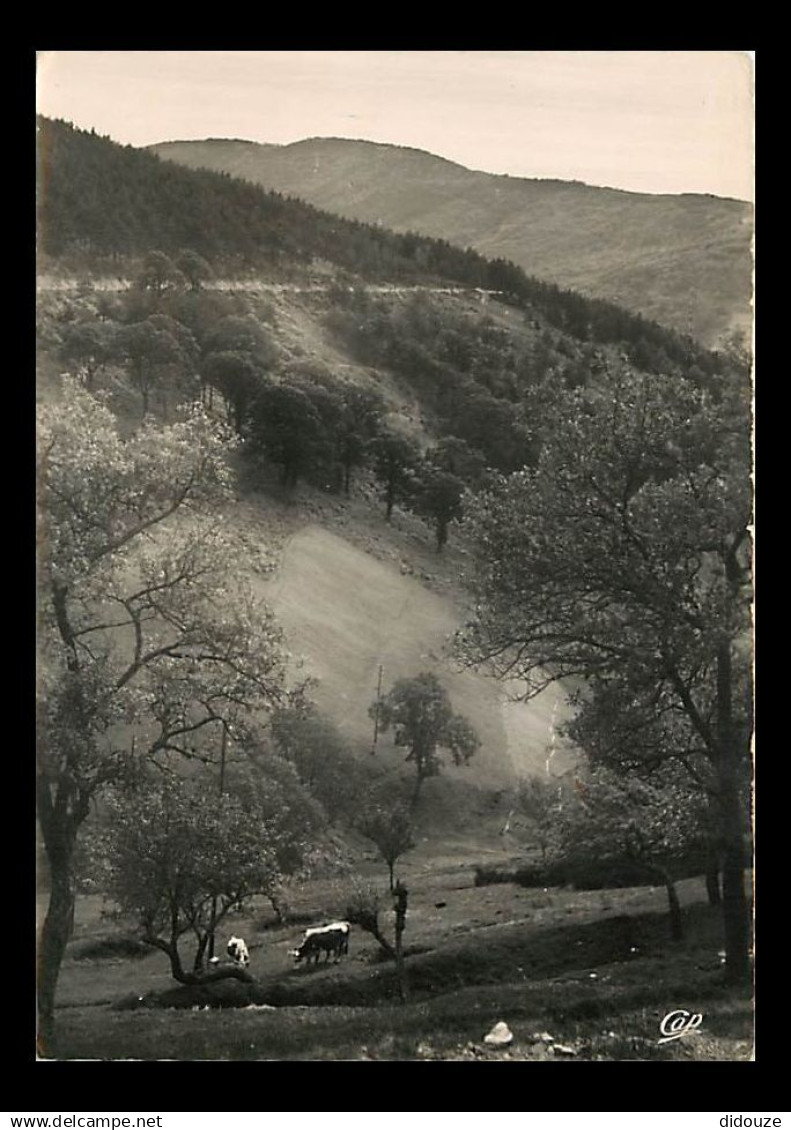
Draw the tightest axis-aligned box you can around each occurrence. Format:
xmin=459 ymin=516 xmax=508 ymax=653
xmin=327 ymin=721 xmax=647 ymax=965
xmin=290 ymin=921 xmax=350 ymax=965
xmin=227 ymin=936 xmax=250 ymax=967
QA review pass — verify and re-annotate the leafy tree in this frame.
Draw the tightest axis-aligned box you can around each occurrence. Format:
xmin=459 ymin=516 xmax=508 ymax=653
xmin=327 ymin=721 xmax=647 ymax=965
xmin=514 ymin=775 xmax=564 ymax=866
xmin=344 ymin=880 xmax=410 ymax=1002
xmin=115 ymin=318 xmax=190 ymax=415
xmin=553 ymin=766 xmax=708 ymax=940
xmin=372 ymin=672 xmax=480 ymax=806
xmin=204 ymin=314 xmax=278 ymax=364
xmin=176 ymin=250 xmax=214 ymax=292
xmin=59 ymin=320 xmax=117 ymax=390
xmin=290 ymin=376 xmax=345 ymax=489
xmin=203 ymin=351 xmax=263 ymax=435
xmin=146 ymin=312 xmax=200 ymax=364
xmin=448 ymin=388 xmax=536 ymax=473
xmin=344 ymin=884 xmax=394 ymax=959
xmin=160 ymin=290 xmax=235 ymax=349
xmin=135 ymin=250 xmax=185 ymax=298
xmin=410 ymin=464 xmax=465 ymax=552
xmin=427 ymin=436 xmax=487 ymax=487
xmin=36 ymin=381 xmax=287 ymax=1054
xmin=202 ymin=313 xmax=278 ymax=422
xmin=146 ymin=313 xmax=201 ymax=408
xmin=563 ymin=665 xmax=751 ymax=909
xmin=90 ymin=764 xmax=320 ymax=982
xmin=460 ymin=368 xmax=752 ymax=982
xmin=269 ymin=699 xmax=369 ymax=823
xmin=248 ymin=382 xmax=330 ymax=488
xmin=336 ymin=387 xmax=384 ymax=495
xmin=370 ymin=432 xmax=420 ymax=521
xmin=355 ymin=802 xmax=415 ymax=892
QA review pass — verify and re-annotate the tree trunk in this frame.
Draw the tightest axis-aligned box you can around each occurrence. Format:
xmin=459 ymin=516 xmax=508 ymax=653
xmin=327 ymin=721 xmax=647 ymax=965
xmin=143 ymin=934 xmax=253 ymax=986
xmin=182 ymin=965 xmax=253 ymax=985
xmin=207 ymin=895 xmax=219 ymax=961
xmin=37 ymin=851 xmax=76 ymax=1058
xmin=720 ymin=811 xmax=751 ymax=984
xmin=268 ymin=891 xmax=288 ymax=924
xmin=662 ymin=873 xmax=684 ymax=942
xmin=349 ymin=911 xmax=395 ymax=960
xmin=387 ymin=860 xmax=395 ymax=894
xmin=193 ymin=932 xmax=209 ymax=973
xmin=705 ymin=851 xmax=722 ymax=906
xmin=133 ymin=359 xmax=151 ymax=417
xmin=716 ymin=640 xmax=752 ymax=984
xmin=393 ymin=881 xmax=409 ymax=1004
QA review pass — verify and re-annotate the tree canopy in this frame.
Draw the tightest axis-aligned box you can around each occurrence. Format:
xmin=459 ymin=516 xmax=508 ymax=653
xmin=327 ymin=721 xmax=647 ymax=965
xmin=459 ymin=367 xmax=753 ymax=981
xmin=114 ymin=317 xmax=198 ymax=415
xmin=91 ymin=758 xmax=324 ymax=981
xmin=36 ymin=380 xmax=287 ymax=1052
xmin=552 ymin=765 xmax=709 ymax=940
xmin=269 ymin=698 xmax=370 ymax=824
xmin=410 ymin=464 xmax=466 ymax=552
xmin=355 ymin=801 xmax=415 ymax=892
xmin=370 ymin=432 xmax=421 ymax=521
xmin=135 ymin=250 xmax=186 ymax=297
xmin=372 ymin=672 xmax=480 ymax=806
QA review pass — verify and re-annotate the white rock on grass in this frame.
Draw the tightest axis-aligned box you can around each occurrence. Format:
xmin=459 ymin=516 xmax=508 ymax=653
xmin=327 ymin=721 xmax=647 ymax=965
xmin=484 ymin=1021 xmax=514 ymax=1047
xmin=552 ymin=1044 xmax=578 ymax=1057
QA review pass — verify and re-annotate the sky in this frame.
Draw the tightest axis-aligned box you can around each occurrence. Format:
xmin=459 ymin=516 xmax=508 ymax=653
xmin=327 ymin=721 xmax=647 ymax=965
xmin=35 ymin=50 xmax=755 ymax=201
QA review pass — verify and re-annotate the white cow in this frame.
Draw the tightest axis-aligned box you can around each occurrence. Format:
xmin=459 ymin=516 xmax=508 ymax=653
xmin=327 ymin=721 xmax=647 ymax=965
xmin=227 ymin=936 xmax=250 ymax=967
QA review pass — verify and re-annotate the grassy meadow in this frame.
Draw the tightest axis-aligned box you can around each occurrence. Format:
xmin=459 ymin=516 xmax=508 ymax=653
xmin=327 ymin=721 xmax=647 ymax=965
xmin=45 ymin=838 xmax=753 ymax=1061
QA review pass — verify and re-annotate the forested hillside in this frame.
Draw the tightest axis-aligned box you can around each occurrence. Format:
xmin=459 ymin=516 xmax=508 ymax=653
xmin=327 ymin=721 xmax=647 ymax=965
xmin=38 ymin=117 xmax=741 ymax=380
xmin=149 ymin=135 xmax=754 ymax=347
xmin=36 ymin=112 xmax=754 ymax=1057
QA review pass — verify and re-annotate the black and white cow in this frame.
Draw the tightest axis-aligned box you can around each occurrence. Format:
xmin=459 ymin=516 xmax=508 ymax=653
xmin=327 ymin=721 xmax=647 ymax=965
xmin=227 ymin=936 xmax=250 ymax=967
xmin=290 ymin=921 xmax=350 ymax=965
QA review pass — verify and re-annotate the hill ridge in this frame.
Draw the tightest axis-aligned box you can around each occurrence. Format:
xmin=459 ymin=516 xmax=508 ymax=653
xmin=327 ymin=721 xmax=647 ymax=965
xmin=147 ymin=134 xmax=753 ymax=346
xmin=151 ymin=135 xmax=750 ymax=203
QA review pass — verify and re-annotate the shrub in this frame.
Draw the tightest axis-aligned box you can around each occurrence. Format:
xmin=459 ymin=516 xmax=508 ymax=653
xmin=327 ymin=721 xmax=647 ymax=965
xmin=72 ymin=935 xmax=151 ymax=962
xmin=473 ymin=852 xmax=708 ymax=891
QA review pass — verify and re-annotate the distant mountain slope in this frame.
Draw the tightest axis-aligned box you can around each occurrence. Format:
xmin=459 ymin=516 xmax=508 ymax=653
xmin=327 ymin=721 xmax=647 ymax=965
xmin=38 ymin=119 xmax=737 ymax=383
xmin=149 ymin=137 xmax=753 ymax=347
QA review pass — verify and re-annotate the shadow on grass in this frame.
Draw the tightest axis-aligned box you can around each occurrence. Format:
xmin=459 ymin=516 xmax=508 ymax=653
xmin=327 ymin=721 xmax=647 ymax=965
xmin=115 ymin=902 xmax=741 ymax=1017
xmin=60 ymin=969 xmax=753 ymax=1062
xmin=72 ymin=934 xmax=151 ymax=962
